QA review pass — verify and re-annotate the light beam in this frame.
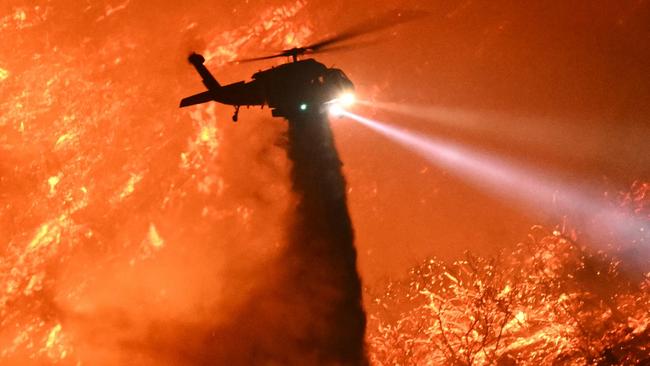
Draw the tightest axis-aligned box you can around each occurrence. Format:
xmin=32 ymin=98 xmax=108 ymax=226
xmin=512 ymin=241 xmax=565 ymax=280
xmin=341 ymin=110 xmax=648 ymax=247
xmin=359 ymin=101 xmax=649 ymax=169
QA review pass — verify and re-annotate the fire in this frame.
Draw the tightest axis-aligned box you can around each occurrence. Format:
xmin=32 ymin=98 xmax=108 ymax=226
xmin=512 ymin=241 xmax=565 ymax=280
xmin=118 ymin=173 xmax=142 ymax=201
xmin=47 ymin=175 xmax=60 ymax=195
xmin=27 ymin=215 xmax=68 ymax=252
xmin=147 ymin=224 xmax=164 ymax=249
xmin=0 ymin=1 xmax=309 ymax=364
xmin=43 ymin=324 xmax=68 ymax=360
xmin=366 ymin=183 xmax=650 ymax=365
xmin=2 ymin=0 xmax=648 ymax=364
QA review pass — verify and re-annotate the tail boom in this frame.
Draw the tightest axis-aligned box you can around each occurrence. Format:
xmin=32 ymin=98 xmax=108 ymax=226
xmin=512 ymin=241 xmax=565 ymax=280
xmin=188 ymin=53 xmax=220 ymax=90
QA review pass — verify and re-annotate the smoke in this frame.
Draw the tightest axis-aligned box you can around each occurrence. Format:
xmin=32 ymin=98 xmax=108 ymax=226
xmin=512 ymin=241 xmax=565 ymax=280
xmin=106 ymin=113 xmax=367 ymax=366
xmin=1 ymin=1 xmax=342 ymax=365
xmin=196 ymin=114 xmax=367 ymax=365
xmin=41 ymin=110 xmax=295 ymax=366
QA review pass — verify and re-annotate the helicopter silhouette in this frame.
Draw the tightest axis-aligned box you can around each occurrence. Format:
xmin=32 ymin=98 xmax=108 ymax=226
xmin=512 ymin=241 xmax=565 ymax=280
xmin=179 ymin=10 xmax=426 ymax=121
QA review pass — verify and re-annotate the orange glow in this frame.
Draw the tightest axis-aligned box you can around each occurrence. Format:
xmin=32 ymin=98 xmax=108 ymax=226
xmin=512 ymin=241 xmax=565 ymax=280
xmin=0 ymin=2 xmax=306 ymax=364
xmin=1 ymin=1 xmax=649 ymax=365
xmin=366 ymin=204 xmax=650 ymax=364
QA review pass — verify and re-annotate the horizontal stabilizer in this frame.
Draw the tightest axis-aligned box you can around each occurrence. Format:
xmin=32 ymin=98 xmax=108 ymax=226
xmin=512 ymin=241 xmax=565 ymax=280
xmin=179 ymin=91 xmax=214 ymax=107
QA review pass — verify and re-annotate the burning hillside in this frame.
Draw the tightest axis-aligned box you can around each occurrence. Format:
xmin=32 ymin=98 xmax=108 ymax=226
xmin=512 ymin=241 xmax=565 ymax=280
xmin=367 ymin=182 xmax=649 ymax=365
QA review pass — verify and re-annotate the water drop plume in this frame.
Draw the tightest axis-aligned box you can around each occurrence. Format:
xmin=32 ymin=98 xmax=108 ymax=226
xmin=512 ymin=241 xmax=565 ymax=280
xmin=281 ymin=114 xmax=367 ymax=365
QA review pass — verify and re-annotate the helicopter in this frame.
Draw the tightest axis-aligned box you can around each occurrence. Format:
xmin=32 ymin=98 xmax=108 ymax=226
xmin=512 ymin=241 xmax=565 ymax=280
xmin=179 ymin=10 xmax=425 ymax=121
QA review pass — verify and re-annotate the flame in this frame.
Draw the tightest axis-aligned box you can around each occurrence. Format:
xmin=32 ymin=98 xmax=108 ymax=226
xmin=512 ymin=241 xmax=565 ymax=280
xmin=148 ymin=223 xmax=164 ymax=249
xmin=0 ymin=1 xmax=307 ymax=363
xmin=48 ymin=175 xmax=61 ymax=195
xmin=118 ymin=173 xmax=143 ymax=201
xmin=367 ymin=184 xmax=649 ymax=364
xmin=202 ymin=0 xmax=312 ymax=65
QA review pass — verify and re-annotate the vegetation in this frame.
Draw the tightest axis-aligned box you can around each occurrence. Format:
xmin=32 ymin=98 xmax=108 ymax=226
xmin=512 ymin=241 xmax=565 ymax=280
xmin=367 ymin=182 xmax=650 ymax=365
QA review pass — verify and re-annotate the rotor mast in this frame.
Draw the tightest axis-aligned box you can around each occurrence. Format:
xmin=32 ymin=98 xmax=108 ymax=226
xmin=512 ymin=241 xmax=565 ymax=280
xmin=287 ymin=47 xmax=305 ymax=62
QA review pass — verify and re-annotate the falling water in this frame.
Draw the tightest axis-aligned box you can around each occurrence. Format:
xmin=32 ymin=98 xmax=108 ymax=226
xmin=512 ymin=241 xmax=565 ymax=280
xmin=282 ymin=113 xmax=367 ymax=364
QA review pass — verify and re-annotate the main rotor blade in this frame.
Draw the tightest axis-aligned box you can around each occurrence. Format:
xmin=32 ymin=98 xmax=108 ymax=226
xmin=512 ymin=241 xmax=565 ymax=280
xmin=233 ymin=9 xmax=428 ymax=64
xmin=305 ymin=9 xmax=428 ymax=52
xmin=233 ymin=52 xmax=287 ymax=63
xmin=305 ymin=39 xmax=383 ymax=55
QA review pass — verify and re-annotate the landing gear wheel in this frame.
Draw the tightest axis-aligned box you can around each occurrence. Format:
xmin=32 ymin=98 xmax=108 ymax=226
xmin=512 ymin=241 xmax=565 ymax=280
xmin=232 ymin=106 xmax=240 ymax=122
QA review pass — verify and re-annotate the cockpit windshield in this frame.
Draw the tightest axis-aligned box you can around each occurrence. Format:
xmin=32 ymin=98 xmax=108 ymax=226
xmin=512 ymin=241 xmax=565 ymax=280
xmin=325 ymin=68 xmax=354 ymax=90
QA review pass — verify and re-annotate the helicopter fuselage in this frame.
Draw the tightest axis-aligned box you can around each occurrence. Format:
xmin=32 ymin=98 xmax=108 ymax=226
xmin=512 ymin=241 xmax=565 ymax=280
xmin=180 ymin=10 xmax=426 ymax=120
xmin=180 ymin=54 xmax=354 ymax=120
